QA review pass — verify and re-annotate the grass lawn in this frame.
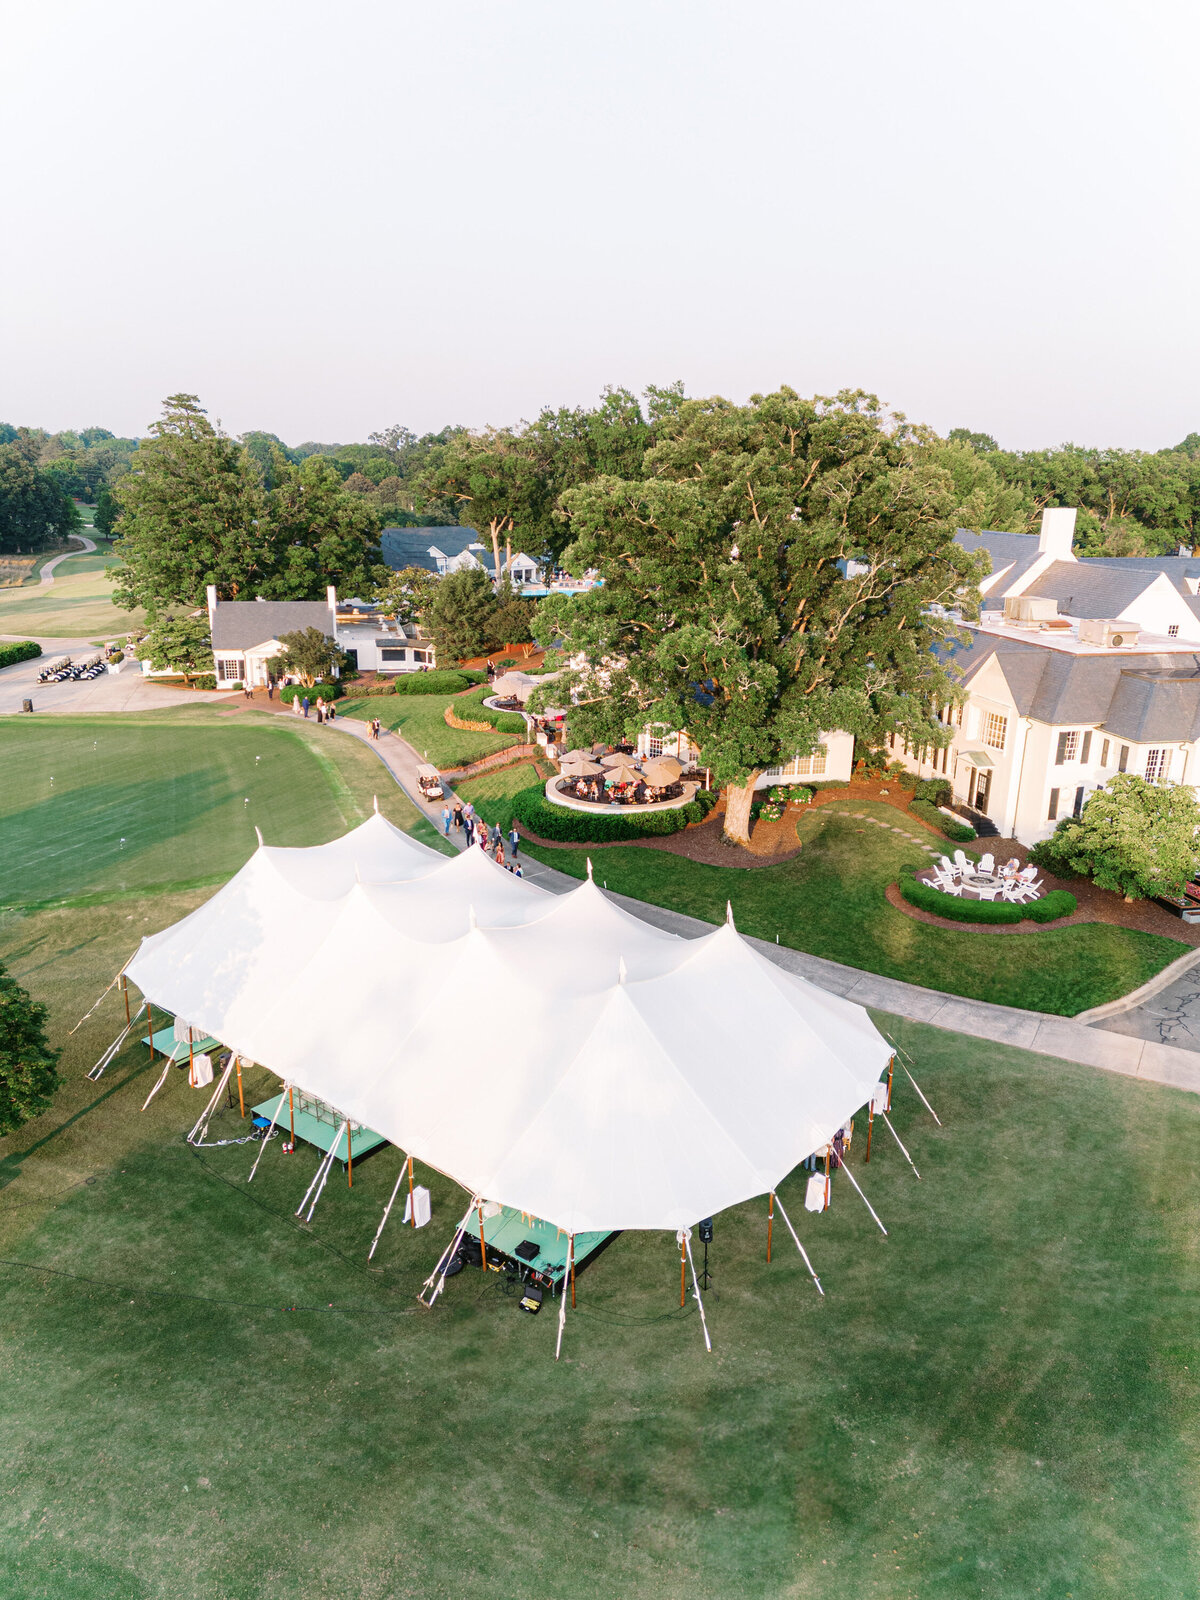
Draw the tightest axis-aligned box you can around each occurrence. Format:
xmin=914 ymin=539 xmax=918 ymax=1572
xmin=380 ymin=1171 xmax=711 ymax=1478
xmin=453 ymin=794 xmax=1185 ymax=1017
xmin=0 ymin=709 xmax=442 ymax=908
xmin=341 ymin=688 xmax=521 ymax=768
xmin=0 ymin=909 xmax=1199 ymax=1597
xmin=0 ymin=547 xmax=146 ymax=640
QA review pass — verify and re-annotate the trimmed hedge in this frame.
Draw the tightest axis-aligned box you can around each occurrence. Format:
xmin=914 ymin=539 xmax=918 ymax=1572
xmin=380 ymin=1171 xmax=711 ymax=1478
xmin=913 ymin=777 xmax=952 ymax=805
xmin=910 ymin=797 xmax=976 ymax=841
xmin=391 ymin=670 xmax=471 ymax=696
xmin=509 ymin=782 xmax=717 ymax=843
xmin=0 ymin=640 xmax=41 ymax=670
xmin=193 ymin=674 xmax=217 ymax=690
xmin=899 ymin=871 xmax=1077 ymax=925
xmin=278 ymin=681 xmax=345 ymax=704
xmin=461 ymin=687 xmax=527 ymax=734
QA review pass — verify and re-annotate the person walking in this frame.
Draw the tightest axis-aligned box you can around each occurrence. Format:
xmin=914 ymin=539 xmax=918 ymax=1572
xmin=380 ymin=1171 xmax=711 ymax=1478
xmin=508 ymin=822 xmax=520 ymax=858
xmin=495 ymin=841 xmax=505 ymax=868
xmin=441 ymin=805 xmax=451 ymax=836
xmin=302 ymin=695 xmax=310 ymax=718
xmin=512 ymin=860 xmax=523 ymax=879
xmin=453 ymin=802 xmax=463 ymax=831
xmin=327 ymin=702 xmax=336 ymax=724
xmin=490 ymin=822 xmax=502 ymax=851
xmin=478 ymin=828 xmax=489 ymax=853
xmin=372 ymin=717 xmax=381 ymax=741
xmin=267 ymin=681 xmax=274 ymax=701
xmin=463 ymin=801 xmax=475 ymax=828
xmin=291 ymin=693 xmax=302 ymax=716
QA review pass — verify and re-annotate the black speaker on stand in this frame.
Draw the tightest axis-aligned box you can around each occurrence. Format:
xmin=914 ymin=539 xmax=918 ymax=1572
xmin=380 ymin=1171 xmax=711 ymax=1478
xmin=697 ymin=1217 xmax=714 ymax=1289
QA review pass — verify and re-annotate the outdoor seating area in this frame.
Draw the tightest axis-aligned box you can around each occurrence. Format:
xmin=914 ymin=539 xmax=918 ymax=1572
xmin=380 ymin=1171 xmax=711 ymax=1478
xmin=549 ymin=747 xmax=699 ymax=812
xmin=920 ymin=850 xmax=1045 ymax=904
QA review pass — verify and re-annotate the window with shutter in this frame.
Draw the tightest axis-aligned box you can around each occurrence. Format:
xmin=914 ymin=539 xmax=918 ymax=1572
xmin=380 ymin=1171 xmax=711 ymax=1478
xmin=1048 ymin=788 xmax=1059 ymax=820
xmin=1081 ymin=731 xmax=1092 ymax=763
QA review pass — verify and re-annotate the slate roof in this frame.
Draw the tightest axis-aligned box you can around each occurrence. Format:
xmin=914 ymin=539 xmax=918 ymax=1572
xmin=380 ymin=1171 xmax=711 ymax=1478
xmin=949 ymin=628 xmax=1200 ymax=741
xmin=1019 ymin=560 xmax=1159 ymax=619
xmin=955 ymin=529 xmax=1042 ymax=589
xmin=380 ymin=526 xmax=483 ymax=573
xmin=211 ymin=600 xmax=334 ymax=651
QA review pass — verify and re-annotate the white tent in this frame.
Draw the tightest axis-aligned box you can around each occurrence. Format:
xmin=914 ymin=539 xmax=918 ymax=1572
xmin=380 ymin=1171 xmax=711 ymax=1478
xmin=126 ymin=827 xmax=894 ymax=1234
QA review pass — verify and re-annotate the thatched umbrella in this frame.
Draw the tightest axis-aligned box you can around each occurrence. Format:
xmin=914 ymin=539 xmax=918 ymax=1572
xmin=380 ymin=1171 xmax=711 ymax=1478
xmin=642 ymin=755 xmax=683 ymax=786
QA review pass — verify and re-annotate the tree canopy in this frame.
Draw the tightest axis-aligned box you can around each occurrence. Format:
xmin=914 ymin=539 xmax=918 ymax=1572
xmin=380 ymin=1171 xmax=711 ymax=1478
xmin=1030 ymin=774 xmax=1200 ymax=900
xmin=0 ymin=445 xmax=81 ymax=554
xmin=276 ymin=627 xmax=344 ymax=687
xmin=135 ymin=615 xmax=214 ymax=684
xmin=533 ymin=388 xmax=982 ymax=840
xmin=425 ymin=567 xmax=502 ymax=664
xmin=0 ymin=964 xmax=60 ymax=1137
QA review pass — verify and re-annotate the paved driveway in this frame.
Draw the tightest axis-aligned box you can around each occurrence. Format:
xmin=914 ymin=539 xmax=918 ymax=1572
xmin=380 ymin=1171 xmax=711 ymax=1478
xmin=0 ymin=641 xmax=232 ymax=716
xmin=1096 ymin=966 xmax=1200 ymax=1053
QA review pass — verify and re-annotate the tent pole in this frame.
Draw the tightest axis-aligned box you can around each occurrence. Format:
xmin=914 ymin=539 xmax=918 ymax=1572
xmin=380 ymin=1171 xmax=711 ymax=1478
xmin=886 ymin=1053 xmax=895 ymax=1112
xmin=140 ymin=1056 xmax=173 ymax=1112
xmin=407 ymin=1156 xmax=415 ymax=1226
xmin=767 ymin=1192 xmax=774 ymax=1263
xmin=824 ymin=1146 xmax=831 ymax=1211
xmin=881 ymin=1111 xmax=921 ymax=1179
xmin=897 ymin=1055 xmax=942 ymax=1125
xmin=236 ymin=1056 xmax=245 ymax=1118
xmin=248 ymin=1083 xmax=288 ymax=1183
xmin=420 ymin=1197 xmax=478 ymax=1306
xmin=556 ymin=1234 xmax=575 ymax=1361
xmin=288 ymin=1085 xmax=295 ymax=1148
xmin=304 ymin=1122 xmax=347 ymax=1222
xmin=347 ymin=1124 xmax=353 ymax=1188
xmin=680 ymin=1233 xmax=686 ymax=1308
xmin=147 ymin=1003 xmax=155 ymax=1061
xmin=122 ymin=975 xmax=130 ymax=1025
xmin=477 ymin=1204 xmax=487 ymax=1271
xmin=369 ymin=1162 xmax=409 ymax=1261
xmin=866 ymin=1102 xmax=874 ymax=1162
xmin=188 ymin=1057 xmax=235 ymax=1145
xmin=679 ymin=1229 xmax=713 ymax=1353
xmin=570 ymin=1239 xmax=576 ymax=1308
xmin=189 ymin=1034 xmax=195 ymax=1089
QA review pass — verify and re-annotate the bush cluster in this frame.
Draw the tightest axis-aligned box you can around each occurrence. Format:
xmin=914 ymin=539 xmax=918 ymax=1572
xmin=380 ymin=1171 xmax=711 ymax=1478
xmin=461 ymin=687 xmax=528 ymax=734
xmin=913 ymin=777 xmax=952 ymax=805
xmin=390 ymin=670 xmax=472 ymax=696
xmin=277 ymin=680 xmax=345 ymax=705
xmin=909 ymin=797 xmax=976 ymax=840
xmin=507 ymin=783 xmax=717 ymax=843
xmin=0 ymin=641 xmax=41 ymax=670
xmin=193 ymin=674 xmax=217 ymax=690
xmin=899 ymin=871 xmax=1076 ymax=924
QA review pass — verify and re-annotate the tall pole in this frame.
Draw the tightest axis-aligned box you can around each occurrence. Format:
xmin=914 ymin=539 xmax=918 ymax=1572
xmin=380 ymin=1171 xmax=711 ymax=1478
xmin=477 ymin=1204 xmax=488 ymax=1271
xmin=570 ymin=1237 xmax=576 ymax=1308
xmin=866 ymin=1102 xmax=874 ymax=1162
xmin=407 ymin=1156 xmax=415 ymax=1226
xmin=288 ymin=1085 xmax=295 ymax=1148
xmin=188 ymin=1034 xmax=195 ymax=1089
xmin=147 ymin=1003 xmax=155 ymax=1061
xmin=680 ymin=1233 xmax=686 ymax=1308
xmin=347 ymin=1124 xmax=353 ymax=1188
xmin=767 ymin=1192 xmax=774 ymax=1262
xmin=121 ymin=976 xmax=130 ymax=1025
xmin=887 ymin=1054 xmax=895 ymax=1112
xmin=824 ymin=1146 xmax=831 ymax=1211
xmin=236 ymin=1056 xmax=245 ymax=1118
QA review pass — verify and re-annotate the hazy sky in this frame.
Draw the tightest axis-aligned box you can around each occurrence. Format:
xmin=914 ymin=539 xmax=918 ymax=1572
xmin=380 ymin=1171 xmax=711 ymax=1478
xmin=2 ymin=0 xmax=1196 ymax=450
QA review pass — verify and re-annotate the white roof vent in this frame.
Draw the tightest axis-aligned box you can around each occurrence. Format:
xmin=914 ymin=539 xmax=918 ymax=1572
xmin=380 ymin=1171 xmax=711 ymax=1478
xmin=1078 ymin=619 xmax=1141 ymax=649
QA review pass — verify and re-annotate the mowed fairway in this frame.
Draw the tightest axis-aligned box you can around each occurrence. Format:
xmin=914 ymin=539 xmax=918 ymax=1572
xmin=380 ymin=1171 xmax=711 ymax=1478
xmin=0 ymin=710 xmax=443 ymax=907
xmin=0 ymin=548 xmax=146 ymax=640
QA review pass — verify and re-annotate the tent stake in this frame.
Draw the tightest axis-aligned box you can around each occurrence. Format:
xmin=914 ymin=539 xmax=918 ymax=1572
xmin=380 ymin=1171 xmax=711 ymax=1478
xmin=678 ymin=1229 xmax=713 ymax=1353
xmin=771 ymin=1193 xmax=824 ymax=1296
xmin=881 ymin=1112 xmax=921 ymax=1178
xmin=839 ymin=1161 xmax=888 ymax=1236
xmin=767 ymin=1192 xmax=774 ymax=1263
xmin=247 ymin=1082 xmax=289 ymax=1183
xmin=369 ymin=1161 xmax=409 ymax=1261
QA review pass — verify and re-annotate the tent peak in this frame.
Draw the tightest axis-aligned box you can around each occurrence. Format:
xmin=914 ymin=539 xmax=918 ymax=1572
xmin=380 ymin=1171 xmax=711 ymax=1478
xmin=618 ymin=954 xmax=627 ymax=986
xmin=254 ymin=826 xmax=263 ymax=847
xmin=373 ymin=794 xmax=379 ymax=813
xmin=726 ymin=900 xmax=735 ymax=927
xmin=586 ymin=857 xmax=594 ymax=881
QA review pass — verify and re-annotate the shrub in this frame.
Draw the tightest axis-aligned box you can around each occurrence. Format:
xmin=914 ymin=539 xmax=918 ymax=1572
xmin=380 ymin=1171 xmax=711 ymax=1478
xmin=390 ymin=670 xmax=471 ymax=696
xmin=506 ymin=783 xmax=712 ymax=843
xmin=193 ymin=673 xmax=217 ymax=690
xmin=899 ymin=875 xmax=1023 ymax=924
xmin=0 ymin=641 xmax=41 ymax=670
xmin=361 ymin=680 xmax=404 ymax=696
xmin=910 ymin=798 xmax=976 ymax=840
xmin=278 ymin=680 xmax=345 ymax=705
xmin=789 ymin=786 xmax=814 ymax=805
xmin=913 ymin=777 xmax=952 ymax=805
xmin=461 ymin=687 xmax=527 ymax=734
xmin=1022 ymin=889 xmax=1077 ymax=923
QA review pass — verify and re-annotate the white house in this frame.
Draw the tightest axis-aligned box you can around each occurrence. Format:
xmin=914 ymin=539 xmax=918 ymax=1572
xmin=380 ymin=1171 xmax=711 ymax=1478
xmin=332 ymin=599 xmax=437 ymax=674
xmin=633 ymin=723 xmax=855 ymax=786
xmin=200 ymin=586 xmax=339 ymax=687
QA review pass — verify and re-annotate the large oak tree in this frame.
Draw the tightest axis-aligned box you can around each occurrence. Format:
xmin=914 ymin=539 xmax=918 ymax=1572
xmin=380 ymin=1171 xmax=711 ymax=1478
xmin=536 ymin=389 xmax=984 ymax=842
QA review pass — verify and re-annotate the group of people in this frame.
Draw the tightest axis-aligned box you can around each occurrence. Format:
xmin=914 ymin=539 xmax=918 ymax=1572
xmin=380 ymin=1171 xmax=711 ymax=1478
xmin=441 ymin=801 xmax=523 ymax=876
xmin=290 ymin=693 xmax=338 ymax=725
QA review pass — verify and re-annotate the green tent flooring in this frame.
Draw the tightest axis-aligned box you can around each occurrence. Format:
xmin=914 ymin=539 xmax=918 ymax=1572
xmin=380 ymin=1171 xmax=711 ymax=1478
xmin=472 ymin=1206 xmax=616 ymax=1289
xmin=252 ymin=1093 xmax=388 ymax=1162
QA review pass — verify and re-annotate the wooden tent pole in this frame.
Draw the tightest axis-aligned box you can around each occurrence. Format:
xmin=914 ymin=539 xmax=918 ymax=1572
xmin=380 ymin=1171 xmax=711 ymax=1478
xmin=680 ymin=1233 xmax=686 ymax=1308
xmin=824 ymin=1146 xmax=831 ymax=1211
xmin=188 ymin=1034 xmax=195 ymax=1088
xmin=866 ymin=1102 xmax=874 ymax=1162
xmin=570 ymin=1236 xmax=576 ymax=1308
xmin=147 ymin=1003 xmax=155 ymax=1061
xmin=347 ymin=1124 xmax=353 ymax=1187
xmin=767 ymin=1192 xmax=774 ymax=1262
xmin=407 ymin=1156 xmax=415 ymax=1226
xmin=887 ymin=1053 xmax=895 ymax=1112
xmin=288 ymin=1085 xmax=295 ymax=1148
xmin=121 ymin=975 xmax=130 ymax=1025
xmin=477 ymin=1204 xmax=488 ymax=1271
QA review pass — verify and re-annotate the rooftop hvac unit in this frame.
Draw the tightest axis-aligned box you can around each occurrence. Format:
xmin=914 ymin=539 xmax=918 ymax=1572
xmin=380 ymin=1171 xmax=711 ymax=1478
xmin=1003 ymin=595 xmax=1059 ymax=625
xmin=1078 ymin=618 xmax=1141 ymax=649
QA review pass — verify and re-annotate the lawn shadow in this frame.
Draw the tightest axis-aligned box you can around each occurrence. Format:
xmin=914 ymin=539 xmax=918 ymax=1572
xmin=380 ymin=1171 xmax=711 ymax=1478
xmin=0 ymin=1056 xmax=154 ymax=1192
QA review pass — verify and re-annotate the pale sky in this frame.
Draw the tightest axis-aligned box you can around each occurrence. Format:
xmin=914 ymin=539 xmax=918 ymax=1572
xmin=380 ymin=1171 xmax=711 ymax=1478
xmin=2 ymin=0 xmax=1196 ymax=451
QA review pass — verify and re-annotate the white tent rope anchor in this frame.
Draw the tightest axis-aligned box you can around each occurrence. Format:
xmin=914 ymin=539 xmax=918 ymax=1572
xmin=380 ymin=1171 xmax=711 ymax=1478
xmin=883 ymin=1036 xmax=942 ymax=1125
xmin=838 ymin=1160 xmax=888 ymax=1237
xmin=187 ymin=1057 xmax=236 ymax=1146
xmin=555 ymin=1233 xmax=575 ymax=1361
xmin=881 ymin=1111 xmax=921 ymax=1178
xmin=368 ymin=1159 xmax=412 ymax=1261
xmin=677 ymin=1228 xmax=713 ymax=1353
xmin=420 ymin=1197 xmax=480 ymax=1307
xmin=247 ymin=1082 xmax=290 ymax=1183
xmin=300 ymin=1121 xmax=348 ymax=1222
xmin=770 ymin=1193 xmax=825 ymax=1296
xmin=86 ymin=1000 xmax=146 ymax=1082
xmin=69 ymin=952 xmax=137 ymax=1036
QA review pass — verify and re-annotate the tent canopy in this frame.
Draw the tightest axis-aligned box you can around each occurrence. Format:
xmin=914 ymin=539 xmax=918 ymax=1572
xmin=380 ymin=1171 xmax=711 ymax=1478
xmin=127 ymin=822 xmax=893 ymax=1234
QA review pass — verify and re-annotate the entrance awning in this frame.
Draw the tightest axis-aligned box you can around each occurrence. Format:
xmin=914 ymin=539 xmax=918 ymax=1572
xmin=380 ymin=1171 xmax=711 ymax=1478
xmin=960 ymin=749 xmax=994 ymax=768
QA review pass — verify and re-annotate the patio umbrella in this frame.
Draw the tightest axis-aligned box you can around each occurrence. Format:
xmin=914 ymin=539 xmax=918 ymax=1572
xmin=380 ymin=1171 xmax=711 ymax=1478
xmin=600 ymin=752 xmax=634 ymax=768
xmin=604 ymin=757 xmax=642 ymax=785
xmin=642 ymin=756 xmax=683 ymax=786
xmin=562 ymin=757 xmax=603 ymax=778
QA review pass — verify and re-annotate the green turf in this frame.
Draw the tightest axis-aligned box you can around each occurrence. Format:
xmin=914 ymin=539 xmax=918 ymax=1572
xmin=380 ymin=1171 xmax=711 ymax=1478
xmin=341 ymin=689 xmax=521 ymax=768
xmin=0 ymin=709 xmax=443 ymax=908
xmin=1 ymin=893 xmax=1199 ymax=1599
xmin=463 ymin=798 xmax=1185 ymax=1017
xmin=0 ymin=547 xmax=146 ymax=639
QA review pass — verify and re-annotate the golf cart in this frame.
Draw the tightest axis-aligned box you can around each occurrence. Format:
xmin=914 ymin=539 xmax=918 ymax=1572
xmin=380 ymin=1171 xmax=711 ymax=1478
xmin=416 ymin=763 xmax=445 ymax=801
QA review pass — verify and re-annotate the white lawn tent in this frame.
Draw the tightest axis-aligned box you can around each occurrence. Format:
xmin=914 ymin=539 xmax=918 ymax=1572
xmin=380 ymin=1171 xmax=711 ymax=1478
xmin=120 ymin=813 xmax=908 ymax=1349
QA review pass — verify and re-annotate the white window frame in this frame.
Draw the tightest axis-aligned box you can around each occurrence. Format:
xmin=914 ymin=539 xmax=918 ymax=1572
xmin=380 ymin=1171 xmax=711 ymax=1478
xmin=764 ymin=746 xmax=828 ymax=780
xmin=983 ymin=712 xmax=1007 ymax=751
xmin=216 ymin=657 xmax=242 ymax=682
xmin=1146 ymin=748 xmax=1172 ymax=784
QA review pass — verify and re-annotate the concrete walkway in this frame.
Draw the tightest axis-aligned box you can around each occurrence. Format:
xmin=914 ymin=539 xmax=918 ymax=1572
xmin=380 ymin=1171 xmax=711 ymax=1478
xmin=37 ymin=531 xmax=95 ymax=585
